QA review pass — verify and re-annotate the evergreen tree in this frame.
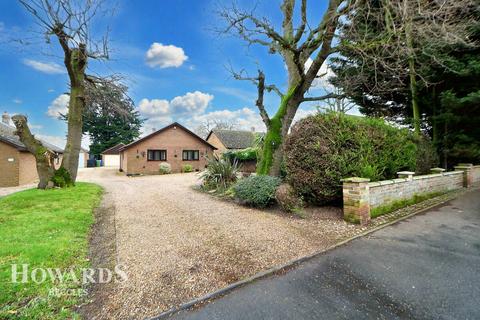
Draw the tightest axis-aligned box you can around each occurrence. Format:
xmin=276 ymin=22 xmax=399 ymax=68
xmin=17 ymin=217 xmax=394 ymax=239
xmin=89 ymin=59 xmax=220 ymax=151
xmin=331 ymin=0 xmax=480 ymax=167
xmin=83 ymin=80 xmax=143 ymax=157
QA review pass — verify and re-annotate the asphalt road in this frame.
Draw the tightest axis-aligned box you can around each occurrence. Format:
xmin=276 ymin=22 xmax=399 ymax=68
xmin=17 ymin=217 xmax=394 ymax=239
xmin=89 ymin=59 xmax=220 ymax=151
xmin=171 ymin=190 xmax=480 ymax=320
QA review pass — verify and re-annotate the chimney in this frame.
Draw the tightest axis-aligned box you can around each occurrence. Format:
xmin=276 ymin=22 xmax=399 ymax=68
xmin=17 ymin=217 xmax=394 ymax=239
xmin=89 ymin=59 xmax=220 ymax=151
xmin=2 ymin=112 xmax=10 ymax=125
xmin=251 ymin=126 xmax=255 ymax=132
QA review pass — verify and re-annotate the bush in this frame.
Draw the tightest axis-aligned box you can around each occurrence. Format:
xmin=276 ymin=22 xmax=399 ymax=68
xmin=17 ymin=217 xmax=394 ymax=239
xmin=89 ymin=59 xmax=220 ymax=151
xmin=233 ymin=175 xmax=281 ymax=208
xmin=182 ymin=164 xmax=193 ymax=173
xmin=275 ymin=183 xmax=304 ymax=215
xmin=224 ymin=147 xmax=258 ymax=161
xmin=201 ymin=157 xmax=239 ymax=191
xmin=159 ymin=162 xmax=171 ymax=174
xmin=51 ymin=167 xmax=73 ymax=188
xmin=285 ymin=112 xmax=420 ymax=204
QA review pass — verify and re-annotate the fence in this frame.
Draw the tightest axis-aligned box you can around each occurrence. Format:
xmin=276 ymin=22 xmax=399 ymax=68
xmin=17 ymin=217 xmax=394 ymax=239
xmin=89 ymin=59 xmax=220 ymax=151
xmin=342 ymin=164 xmax=480 ymax=225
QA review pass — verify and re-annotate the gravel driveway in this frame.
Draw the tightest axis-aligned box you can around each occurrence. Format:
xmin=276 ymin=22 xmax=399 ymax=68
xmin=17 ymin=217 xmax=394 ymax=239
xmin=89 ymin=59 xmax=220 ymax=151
xmin=77 ymin=168 xmax=363 ymax=319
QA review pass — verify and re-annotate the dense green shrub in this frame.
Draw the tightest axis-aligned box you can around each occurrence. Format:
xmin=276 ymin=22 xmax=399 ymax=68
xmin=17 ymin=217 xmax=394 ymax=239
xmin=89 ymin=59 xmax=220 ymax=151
xmin=159 ymin=162 xmax=171 ymax=174
xmin=224 ymin=147 xmax=258 ymax=161
xmin=275 ymin=183 xmax=304 ymax=215
xmin=285 ymin=112 xmax=424 ymax=204
xmin=201 ymin=157 xmax=239 ymax=191
xmin=233 ymin=175 xmax=281 ymax=208
xmin=51 ymin=167 xmax=73 ymax=188
xmin=182 ymin=164 xmax=193 ymax=173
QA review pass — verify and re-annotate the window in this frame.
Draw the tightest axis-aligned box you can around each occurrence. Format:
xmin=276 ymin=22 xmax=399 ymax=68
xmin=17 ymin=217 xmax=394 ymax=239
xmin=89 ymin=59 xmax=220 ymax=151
xmin=147 ymin=150 xmax=167 ymax=161
xmin=183 ymin=150 xmax=199 ymax=161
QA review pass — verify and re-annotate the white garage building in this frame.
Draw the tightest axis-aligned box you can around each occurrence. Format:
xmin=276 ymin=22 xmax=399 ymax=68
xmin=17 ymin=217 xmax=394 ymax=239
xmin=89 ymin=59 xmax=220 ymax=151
xmin=101 ymin=143 xmax=124 ymax=168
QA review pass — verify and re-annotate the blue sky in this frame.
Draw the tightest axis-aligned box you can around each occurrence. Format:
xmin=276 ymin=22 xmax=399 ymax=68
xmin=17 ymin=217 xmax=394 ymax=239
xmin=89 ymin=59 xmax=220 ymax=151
xmin=0 ymin=0 xmax=334 ymax=148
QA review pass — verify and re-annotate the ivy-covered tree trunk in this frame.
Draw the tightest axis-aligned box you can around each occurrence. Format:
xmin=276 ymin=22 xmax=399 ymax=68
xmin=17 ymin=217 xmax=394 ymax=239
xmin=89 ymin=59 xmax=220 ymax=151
xmin=60 ymin=45 xmax=88 ymax=183
xmin=12 ymin=115 xmax=55 ymax=189
xmin=257 ymin=87 xmax=300 ymax=176
xmin=222 ymin=0 xmax=344 ymax=176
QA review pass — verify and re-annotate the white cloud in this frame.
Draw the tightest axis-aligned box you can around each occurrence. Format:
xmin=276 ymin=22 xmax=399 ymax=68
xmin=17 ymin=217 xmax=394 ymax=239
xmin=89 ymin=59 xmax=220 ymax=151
xmin=138 ymin=91 xmax=214 ymax=134
xmin=48 ymin=89 xmax=55 ymax=93
xmin=145 ymin=43 xmax=188 ymax=68
xmin=138 ymin=98 xmax=170 ymax=116
xmin=187 ymin=107 xmax=266 ymax=132
xmin=46 ymin=94 xmax=69 ymax=118
xmin=23 ymin=59 xmax=65 ymax=74
xmin=12 ymin=98 xmax=22 ymax=104
xmin=137 ymin=90 xmax=318 ymax=136
xmin=170 ymin=91 xmax=213 ymax=114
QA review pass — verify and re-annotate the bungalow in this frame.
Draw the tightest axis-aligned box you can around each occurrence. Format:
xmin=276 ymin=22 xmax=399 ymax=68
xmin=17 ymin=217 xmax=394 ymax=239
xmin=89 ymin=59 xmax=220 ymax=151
xmin=0 ymin=113 xmax=64 ymax=187
xmin=119 ymin=122 xmax=216 ymax=175
xmin=101 ymin=143 xmax=124 ymax=167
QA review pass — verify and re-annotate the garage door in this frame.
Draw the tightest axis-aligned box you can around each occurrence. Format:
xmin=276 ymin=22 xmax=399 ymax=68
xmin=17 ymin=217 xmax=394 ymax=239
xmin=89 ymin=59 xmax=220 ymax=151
xmin=78 ymin=152 xmax=84 ymax=168
xmin=104 ymin=155 xmax=120 ymax=167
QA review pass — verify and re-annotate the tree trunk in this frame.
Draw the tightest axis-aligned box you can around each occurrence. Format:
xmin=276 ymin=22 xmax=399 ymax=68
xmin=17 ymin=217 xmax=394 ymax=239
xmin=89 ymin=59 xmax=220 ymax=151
xmin=12 ymin=115 xmax=55 ymax=189
xmin=405 ymin=20 xmax=421 ymax=136
xmin=61 ymin=46 xmax=87 ymax=182
xmin=257 ymin=86 xmax=299 ymax=176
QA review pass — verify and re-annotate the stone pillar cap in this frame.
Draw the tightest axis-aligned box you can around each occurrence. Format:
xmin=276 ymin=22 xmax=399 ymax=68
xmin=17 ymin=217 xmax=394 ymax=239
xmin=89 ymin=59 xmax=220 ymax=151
xmin=430 ymin=167 xmax=446 ymax=172
xmin=397 ymin=171 xmax=415 ymax=175
xmin=456 ymin=163 xmax=473 ymax=167
xmin=341 ymin=177 xmax=370 ymax=183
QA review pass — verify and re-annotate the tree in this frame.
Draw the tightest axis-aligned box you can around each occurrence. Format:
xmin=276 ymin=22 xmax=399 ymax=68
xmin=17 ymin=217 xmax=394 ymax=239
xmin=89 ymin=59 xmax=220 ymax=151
xmin=331 ymin=0 xmax=477 ymax=135
xmin=66 ymin=79 xmax=143 ymax=157
xmin=220 ymin=0 xmax=351 ymax=176
xmin=331 ymin=0 xmax=480 ymax=166
xmin=13 ymin=0 xmax=111 ymax=188
xmin=194 ymin=120 xmax=238 ymax=139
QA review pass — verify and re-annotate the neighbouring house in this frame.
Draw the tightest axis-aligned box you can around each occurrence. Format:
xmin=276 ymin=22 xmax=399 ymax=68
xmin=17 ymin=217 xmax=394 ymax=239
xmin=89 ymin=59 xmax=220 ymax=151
xmin=0 ymin=112 xmax=64 ymax=187
xmin=101 ymin=143 xmax=124 ymax=167
xmin=206 ymin=129 xmax=259 ymax=156
xmin=119 ymin=122 xmax=216 ymax=175
xmin=206 ymin=129 xmax=260 ymax=172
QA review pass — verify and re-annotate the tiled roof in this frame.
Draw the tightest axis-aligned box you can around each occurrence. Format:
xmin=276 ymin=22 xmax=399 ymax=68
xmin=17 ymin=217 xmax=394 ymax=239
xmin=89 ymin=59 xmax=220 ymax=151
xmin=0 ymin=122 xmax=64 ymax=153
xmin=208 ymin=130 xmax=260 ymax=150
xmin=121 ymin=122 xmax=217 ymax=151
xmin=101 ymin=143 xmax=125 ymax=155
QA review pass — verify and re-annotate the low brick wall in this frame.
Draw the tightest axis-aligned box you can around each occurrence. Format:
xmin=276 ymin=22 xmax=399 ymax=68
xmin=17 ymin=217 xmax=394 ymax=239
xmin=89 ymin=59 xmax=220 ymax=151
xmin=472 ymin=165 xmax=480 ymax=184
xmin=342 ymin=163 xmax=479 ymax=225
xmin=368 ymin=172 xmax=463 ymax=209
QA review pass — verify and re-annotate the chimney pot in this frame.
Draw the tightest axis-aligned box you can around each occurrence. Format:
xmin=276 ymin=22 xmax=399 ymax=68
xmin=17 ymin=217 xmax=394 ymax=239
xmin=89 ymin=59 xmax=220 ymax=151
xmin=2 ymin=111 xmax=10 ymax=125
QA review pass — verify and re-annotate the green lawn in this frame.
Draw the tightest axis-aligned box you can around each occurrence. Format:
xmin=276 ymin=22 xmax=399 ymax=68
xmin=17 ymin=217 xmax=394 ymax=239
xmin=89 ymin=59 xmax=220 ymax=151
xmin=0 ymin=183 xmax=103 ymax=319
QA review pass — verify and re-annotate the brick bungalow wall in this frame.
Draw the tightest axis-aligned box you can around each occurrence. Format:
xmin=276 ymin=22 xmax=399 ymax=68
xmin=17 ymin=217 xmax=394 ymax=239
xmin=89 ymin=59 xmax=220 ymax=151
xmin=0 ymin=142 xmax=21 ymax=187
xmin=121 ymin=125 xmax=214 ymax=175
xmin=206 ymin=132 xmax=227 ymax=157
xmin=1 ymin=141 xmax=65 ymax=187
xmin=343 ymin=164 xmax=480 ymax=225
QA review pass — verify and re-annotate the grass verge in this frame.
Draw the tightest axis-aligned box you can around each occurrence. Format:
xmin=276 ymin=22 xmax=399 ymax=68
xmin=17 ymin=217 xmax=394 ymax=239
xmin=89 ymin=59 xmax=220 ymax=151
xmin=0 ymin=183 xmax=103 ymax=319
xmin=370 ymin=191 xmax=445 ymax=218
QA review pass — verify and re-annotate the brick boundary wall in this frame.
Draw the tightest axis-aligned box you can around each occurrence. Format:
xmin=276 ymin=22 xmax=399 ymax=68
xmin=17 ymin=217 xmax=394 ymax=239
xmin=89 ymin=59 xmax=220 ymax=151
xmin=342 ymin=163 xmax=480 ymax=225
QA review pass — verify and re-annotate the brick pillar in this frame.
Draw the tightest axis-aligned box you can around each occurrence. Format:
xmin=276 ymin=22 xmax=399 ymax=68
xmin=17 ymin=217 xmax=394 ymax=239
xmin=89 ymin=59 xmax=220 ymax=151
xmin=342 ymin=177 xmax=371 ymax=225
xmin=454 ymin=163 xmax=473 ymax=188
